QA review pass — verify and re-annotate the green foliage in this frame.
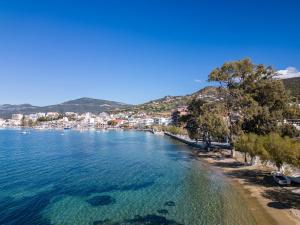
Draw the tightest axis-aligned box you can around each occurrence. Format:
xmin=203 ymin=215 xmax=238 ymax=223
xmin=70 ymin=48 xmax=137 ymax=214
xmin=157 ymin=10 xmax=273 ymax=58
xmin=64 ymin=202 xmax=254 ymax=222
xmin=164 ymin=125 xmax=187 ymax=135
xmin=235 ymin=133 xmax=269 ymax=163
xmin=263 ymin=133 xmax=299 ymax=170
xmin=171 ymin=110 xmax=182 ymax=126
xmin=235 ymin=133 xmax=300 ymax=170
xmin=283 ymin=77 xmax=300 ymax=102
xmin=284 ymin=103 xmax=300 ymax=119
xmin=107 ymin=120 xmax=118 ymax=126
xmin=208 ymin=58 xmax=297 ymax=139
xmin=37 ymin=116 xmax=50 ymax=122
xmin=186 ymin=99 xmax=229 ymax=147
xmin=279 ymin=124 xmax=300 ymax=138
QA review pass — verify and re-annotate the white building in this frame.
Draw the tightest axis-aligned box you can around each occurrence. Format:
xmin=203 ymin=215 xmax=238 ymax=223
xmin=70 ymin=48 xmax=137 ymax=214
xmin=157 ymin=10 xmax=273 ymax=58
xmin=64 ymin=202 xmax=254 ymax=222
xmin=142 ymin=118 xmax=154 ymax=126
xmin=127 ymin=118 xmax=138 ymax=127
xmin=0 ymin=118 xmax=5 ymax=126
xmin=154 ymin=117 xmax=171 ymax=126
xmin=11 ymin=114 xmax=23 ymax=121
xmin=28 ymin=114 xmax=39 ymax=121
xmin=36 ymin=112 xmax=46 ymax=118
xmin=65 ymin=112 xmax=78 ymax=119
xmin=46 ymin=112 xmax=60 ymax=119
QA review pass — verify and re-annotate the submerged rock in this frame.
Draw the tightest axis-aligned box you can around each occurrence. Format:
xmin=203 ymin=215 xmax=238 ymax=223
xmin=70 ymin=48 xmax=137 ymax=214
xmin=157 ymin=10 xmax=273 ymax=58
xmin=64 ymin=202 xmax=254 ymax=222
xmin=157 ymin=209 xmax=169 ymax=214
xmin=164 ymin=201 xmax=175 ymax=207
xmin=124 ymin=214 xmax=183 ymax=225
xmin=87 ymin=195 xmax=115 ymax=206
xmin=93 ymin=219 xmax=111 ymax=225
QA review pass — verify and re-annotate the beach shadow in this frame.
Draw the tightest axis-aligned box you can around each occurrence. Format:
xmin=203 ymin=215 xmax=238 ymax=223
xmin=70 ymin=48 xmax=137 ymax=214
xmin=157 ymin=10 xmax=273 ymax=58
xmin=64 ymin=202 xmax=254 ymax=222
xmin=212 ymin=161 xmax=245 ymax=168
xmin=225 ymin=169 xmax=275 ymax=187
xmin=263 ymin=189 xmax=300 ymax=210
xmin=219 ymin=168 xmax=300 ymax=211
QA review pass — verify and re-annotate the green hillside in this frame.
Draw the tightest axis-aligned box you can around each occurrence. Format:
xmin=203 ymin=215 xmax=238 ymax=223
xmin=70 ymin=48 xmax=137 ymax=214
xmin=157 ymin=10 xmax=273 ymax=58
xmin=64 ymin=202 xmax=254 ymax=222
xmin=282 ymin=77 xmax=300 ymax=101
xmin=119 ymin=86 xmax=220 ymax=115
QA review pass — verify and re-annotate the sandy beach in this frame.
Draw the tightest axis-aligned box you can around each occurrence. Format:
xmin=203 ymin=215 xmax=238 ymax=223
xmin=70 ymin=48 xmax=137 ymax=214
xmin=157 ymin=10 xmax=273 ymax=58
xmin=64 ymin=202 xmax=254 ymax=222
xmin=193 ymin=149 xmax=300 ymax=225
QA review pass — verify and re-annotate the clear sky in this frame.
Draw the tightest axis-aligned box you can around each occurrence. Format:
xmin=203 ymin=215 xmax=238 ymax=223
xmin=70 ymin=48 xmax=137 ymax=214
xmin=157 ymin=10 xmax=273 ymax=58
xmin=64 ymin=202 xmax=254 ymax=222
xmin=0 ymin=0 xmax=299 ymax=106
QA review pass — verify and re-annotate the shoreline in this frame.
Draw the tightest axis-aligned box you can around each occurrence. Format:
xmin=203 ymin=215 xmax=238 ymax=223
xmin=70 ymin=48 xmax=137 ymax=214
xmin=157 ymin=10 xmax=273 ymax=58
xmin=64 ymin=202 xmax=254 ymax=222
xmin=195 ymin=152 xmax=299 ymax=225
xmin=164 ymin=132 xmax=300 ymax=225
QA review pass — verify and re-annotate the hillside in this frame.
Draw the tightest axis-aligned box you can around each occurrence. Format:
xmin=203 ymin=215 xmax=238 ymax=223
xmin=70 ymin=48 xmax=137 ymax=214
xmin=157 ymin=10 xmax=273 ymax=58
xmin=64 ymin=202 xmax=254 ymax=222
xmin=0 ymin=98 xmax=130 ymax=119
xmin=2 ymin=77 xmax=298 ymax=119
xmin=118 ymin=86 xmax=220 ymax=115
xmin=129 ymin=76 xmax=300 ymax=115
xmin=282 ymin=77 xmax=300 ymax=101
xmin=118 ymin=76 xmax=300 ymax=116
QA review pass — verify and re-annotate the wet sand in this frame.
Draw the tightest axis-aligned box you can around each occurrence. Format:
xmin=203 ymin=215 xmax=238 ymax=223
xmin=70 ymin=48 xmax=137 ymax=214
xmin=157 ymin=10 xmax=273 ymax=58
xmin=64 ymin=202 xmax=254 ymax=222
xmin=193 ymin=150 xmax=300 ymax=225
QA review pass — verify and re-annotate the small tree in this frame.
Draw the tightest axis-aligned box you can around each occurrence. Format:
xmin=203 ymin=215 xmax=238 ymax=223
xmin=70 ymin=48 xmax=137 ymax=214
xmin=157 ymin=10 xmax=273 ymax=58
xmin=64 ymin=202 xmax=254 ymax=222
xmin=108 ymin=120 xmax=118 ymax=126
xmin=234 ymin=133 xmax=269 ymax=165
xmin=164 ymin=125 xmax=186 ymax=135
xmin=263 ymin=133 xmax=296 ymax=171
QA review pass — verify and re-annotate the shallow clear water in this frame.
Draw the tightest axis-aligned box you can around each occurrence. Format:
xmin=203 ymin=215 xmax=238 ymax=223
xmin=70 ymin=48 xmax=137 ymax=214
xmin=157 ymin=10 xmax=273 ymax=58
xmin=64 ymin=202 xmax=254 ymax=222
xmin=0 ymin=129 xmax=257 ymax=225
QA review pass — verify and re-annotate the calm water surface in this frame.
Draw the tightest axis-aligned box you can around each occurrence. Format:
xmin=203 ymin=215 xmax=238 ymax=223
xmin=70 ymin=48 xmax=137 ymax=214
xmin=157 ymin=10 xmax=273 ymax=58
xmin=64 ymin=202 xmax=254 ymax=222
xmin=0 ymin=129 xmax=257 ymax=225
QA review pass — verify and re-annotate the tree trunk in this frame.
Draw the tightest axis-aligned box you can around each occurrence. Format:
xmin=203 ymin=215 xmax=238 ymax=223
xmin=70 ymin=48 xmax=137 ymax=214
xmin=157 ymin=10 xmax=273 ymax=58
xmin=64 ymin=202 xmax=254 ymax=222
xmin=250 ymin=156 xmax=257 ymax=166
xmin=244 ymin=152 xmax=248 ymax=164
xmin=229 ymin=133 xmax=235 ymax=158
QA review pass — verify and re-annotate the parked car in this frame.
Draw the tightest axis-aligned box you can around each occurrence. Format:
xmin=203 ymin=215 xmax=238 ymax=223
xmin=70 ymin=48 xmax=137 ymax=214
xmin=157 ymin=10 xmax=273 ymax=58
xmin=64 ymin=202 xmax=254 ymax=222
xmin=272 ymin=171 xmax=291 ymax=185
xmin=288 ymin=173 xmax=300 ymax=184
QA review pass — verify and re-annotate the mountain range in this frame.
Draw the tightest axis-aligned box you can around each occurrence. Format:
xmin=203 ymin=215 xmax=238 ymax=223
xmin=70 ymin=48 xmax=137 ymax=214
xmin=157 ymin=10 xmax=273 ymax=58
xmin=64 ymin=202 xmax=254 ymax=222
xmin=1 ymin=77 xmax=299 ymax=119
xmin=0 ymin=98 xmax=130 ymax=119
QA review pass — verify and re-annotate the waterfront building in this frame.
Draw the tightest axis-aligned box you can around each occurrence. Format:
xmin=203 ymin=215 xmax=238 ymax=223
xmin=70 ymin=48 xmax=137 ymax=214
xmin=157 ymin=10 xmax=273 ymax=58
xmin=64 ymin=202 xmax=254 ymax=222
xmin=142 ymin=118 xmax=154 ymax=127
xmin=36 ymin=112 xmax=46 ymax=118
xmin=11 ymin=114 xmax=23 ymax=121
xmin=0 ymin=118 xmax=5 ymax=127
xmin=154 ymin=117 xmax=171 ymax=126
xmin=46 ymin=112 xmax=60 ymax=119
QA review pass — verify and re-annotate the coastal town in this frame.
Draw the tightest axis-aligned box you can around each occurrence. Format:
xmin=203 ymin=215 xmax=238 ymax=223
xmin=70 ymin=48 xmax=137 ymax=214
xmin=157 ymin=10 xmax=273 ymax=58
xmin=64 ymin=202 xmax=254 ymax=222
xmin=1 ymin=105 xmax=299 ymax=132
xmin=0 ymin=111 xmax=173 ymax=130
xmin=1 ymin=1 xmax=300 ymax=224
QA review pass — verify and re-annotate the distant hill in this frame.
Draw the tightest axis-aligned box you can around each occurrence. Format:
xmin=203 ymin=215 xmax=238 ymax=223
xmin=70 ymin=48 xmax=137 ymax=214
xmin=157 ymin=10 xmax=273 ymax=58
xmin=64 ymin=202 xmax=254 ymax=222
xmin=2 ymin=77 xmax=298 ymax=119
xmin=119 ymin=86 xmax=220 ymax=115
xmin=0 ymin=98 xmax=130 ymax=119
xmin=282 ymin=77 xmax=300 ymax=101
xmin=119 ymin=77 xmax=300 ymax=116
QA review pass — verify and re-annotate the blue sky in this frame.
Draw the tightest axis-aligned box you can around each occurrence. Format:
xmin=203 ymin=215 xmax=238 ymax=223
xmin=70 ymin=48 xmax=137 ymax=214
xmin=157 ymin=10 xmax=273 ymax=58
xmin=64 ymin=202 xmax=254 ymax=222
xmin=0 ymin=0 xmax=299 ymax=105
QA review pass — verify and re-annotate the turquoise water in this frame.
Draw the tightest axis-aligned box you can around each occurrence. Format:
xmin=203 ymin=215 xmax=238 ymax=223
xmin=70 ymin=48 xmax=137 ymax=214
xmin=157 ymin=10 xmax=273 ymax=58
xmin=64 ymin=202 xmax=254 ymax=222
xmin=0 ymin=129 xmax=257 ymax=225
